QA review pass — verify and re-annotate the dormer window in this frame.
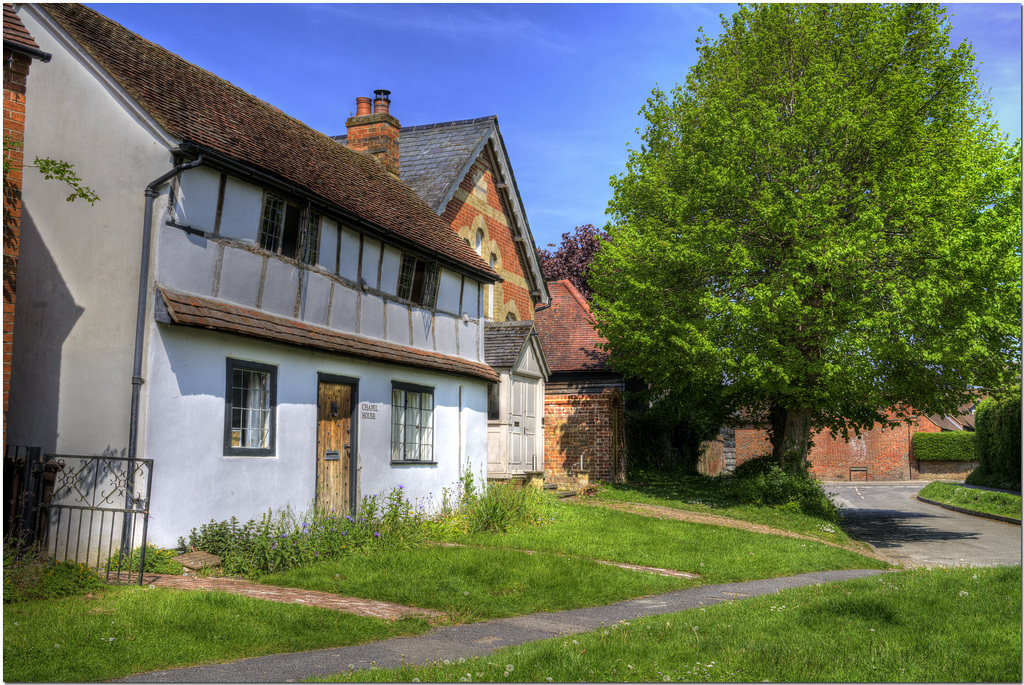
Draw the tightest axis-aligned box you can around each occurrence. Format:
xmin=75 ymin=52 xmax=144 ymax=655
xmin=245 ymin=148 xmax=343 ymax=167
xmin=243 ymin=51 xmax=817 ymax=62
xmin=259 ymin=193 xmax=319 ymax=265
xmin=397 ymin=253 xmax=439 ymax=308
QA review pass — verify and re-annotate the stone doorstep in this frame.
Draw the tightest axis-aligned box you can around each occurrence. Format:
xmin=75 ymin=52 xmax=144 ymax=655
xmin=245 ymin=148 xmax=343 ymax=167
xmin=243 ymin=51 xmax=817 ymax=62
xmin=173 ymin=551 xmax=221 ymax=570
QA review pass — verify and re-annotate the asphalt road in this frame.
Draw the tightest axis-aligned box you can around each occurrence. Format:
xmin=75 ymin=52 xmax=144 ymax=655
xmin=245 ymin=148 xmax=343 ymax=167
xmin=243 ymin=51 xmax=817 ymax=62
xmin=825 ymin=481 xmax=1022 ymax=568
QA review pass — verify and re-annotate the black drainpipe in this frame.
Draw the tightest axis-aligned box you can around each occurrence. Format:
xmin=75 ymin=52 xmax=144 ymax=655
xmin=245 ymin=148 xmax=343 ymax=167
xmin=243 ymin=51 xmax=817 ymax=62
xmin=121 ymin=155 xmax=205 ymax=555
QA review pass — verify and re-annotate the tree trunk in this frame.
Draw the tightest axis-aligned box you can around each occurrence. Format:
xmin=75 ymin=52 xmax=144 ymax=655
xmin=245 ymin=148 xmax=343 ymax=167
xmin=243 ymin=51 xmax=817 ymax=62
xmin=768 ymin=405 xmax=813 ymax=470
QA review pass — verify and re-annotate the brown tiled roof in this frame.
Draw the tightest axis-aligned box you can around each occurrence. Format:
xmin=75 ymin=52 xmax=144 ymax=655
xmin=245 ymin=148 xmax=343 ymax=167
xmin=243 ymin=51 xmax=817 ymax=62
xmin=4 ymin=4 xmax=40 ymax=50
xmin=534 ymin=280 xmax=610 ymax=372
xmin=39 ymin=4 xmax=495 ymax=282
xmin=483 ymin=321 xmax=535 ymax=368
xmin=158 ymin=287 xmax=499 ymax=383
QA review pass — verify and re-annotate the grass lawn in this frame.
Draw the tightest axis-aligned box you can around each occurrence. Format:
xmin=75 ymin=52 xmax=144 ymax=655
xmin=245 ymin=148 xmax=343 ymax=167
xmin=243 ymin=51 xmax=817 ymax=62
xmin=264 ymin=498 xmax=887 ymax=610
xmin=3 ymin=585 xmax=431 ymax=682
xmin=597 ymin=472 xmax=864 ymax=544
xmin=315 ymin=565 xmax=1023 ymax=683
xmin=918 ymin=481 xmax=1022 ymax=520
xmin=267 ymin=545 xmax=690 ymax=623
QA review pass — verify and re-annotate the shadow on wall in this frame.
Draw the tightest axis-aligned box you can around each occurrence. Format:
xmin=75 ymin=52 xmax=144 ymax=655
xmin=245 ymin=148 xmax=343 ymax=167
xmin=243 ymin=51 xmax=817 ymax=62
xmin=545 ymin=390 xmax=626 ymax=485
xmin=6 ymin=209 xmax=83 ymax=453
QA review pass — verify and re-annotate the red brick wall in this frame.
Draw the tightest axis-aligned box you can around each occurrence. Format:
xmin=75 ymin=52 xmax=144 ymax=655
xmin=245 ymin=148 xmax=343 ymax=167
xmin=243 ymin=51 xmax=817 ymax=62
xmin=543 ymin=389 xmax=626 ymax=484
xmin=3 ymin=49 xmax=32 ymax=420
xmin=735 ymin=416 xmax=939 ymax=481
xmin=441 ymin=156 xmax=534 ymax=321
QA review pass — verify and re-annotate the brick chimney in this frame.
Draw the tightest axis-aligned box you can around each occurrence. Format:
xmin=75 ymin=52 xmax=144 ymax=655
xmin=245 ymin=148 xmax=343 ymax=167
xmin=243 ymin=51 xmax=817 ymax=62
xmin=345 ymin=89 xmax=400 ymax=177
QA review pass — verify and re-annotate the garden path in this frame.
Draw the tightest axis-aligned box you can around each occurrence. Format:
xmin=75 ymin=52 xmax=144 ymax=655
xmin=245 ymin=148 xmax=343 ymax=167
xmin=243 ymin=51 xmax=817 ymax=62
xmin=573 ymin=497 xmax=891 ymax=564
xmin=137 ymin=573 xmax=444 ymax=621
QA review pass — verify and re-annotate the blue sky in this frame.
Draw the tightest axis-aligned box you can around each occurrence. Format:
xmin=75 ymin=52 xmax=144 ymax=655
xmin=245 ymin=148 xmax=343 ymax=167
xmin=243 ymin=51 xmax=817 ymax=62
xmin=90 ymin=3 xmax=1022 ymax=252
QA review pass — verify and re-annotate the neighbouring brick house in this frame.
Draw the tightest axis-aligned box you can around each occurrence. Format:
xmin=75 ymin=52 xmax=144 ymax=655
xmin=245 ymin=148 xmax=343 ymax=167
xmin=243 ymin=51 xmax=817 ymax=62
xmin=3 ymin=4 xmax=50 ymax=434
xmin=730 ymin=399 xmax=983 ymax=481
xmin=9 ymin=3 xmax=502 ymax=558
xmin=339 ymin=113 xmax=553 ymax=478
xmin=535 ymin=279 xmax=627 ymax=485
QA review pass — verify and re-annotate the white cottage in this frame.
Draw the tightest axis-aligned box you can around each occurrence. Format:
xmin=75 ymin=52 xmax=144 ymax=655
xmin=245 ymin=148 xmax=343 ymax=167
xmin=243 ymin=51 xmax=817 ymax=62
xmin=8 ymin=4 xmax=500 ymax=550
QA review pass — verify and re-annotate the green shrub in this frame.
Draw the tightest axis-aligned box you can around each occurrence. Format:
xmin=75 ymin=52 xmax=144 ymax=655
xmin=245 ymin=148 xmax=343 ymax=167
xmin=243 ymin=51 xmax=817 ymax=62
xmin=975 ymin=393 xmax=1021 ymax=487
xmin=912 ymin=431 xmax=977 ymax=461
xmin=4 ymin=539 xmax=104 ymax=603
xmin=729 ymin=456 xmax=841 ymax=524
xmin=106 ymin=544 xmax=184 ymax=574
xmin=179 ymin=486 xmax=436 ymax=578
xmin=464 ymin=482 xmax=552 ymax=533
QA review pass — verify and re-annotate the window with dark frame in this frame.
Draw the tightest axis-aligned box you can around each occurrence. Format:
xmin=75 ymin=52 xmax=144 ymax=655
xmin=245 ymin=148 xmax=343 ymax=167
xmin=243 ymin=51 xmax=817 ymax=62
xmin=225 ymin=359 xmax=276 ymax=456
xmin=391 ymin=382 xmax=434 ymax=462
xmin=397 ymin=254 xmax=439 ymax=308
xmin=259 ymin=192 xmax=320 ymax=264
xmin=487 ymin=382 xmax=500 ymax=421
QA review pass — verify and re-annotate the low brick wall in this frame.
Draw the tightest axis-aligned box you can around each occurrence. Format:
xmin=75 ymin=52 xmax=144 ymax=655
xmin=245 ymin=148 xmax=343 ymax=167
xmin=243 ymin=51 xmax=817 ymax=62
xmin=734 ymin=417 xmax=942 ymax=481
xmin=915 ymin=460 xmax=979 ymax=481
xmin=543 ymin=388 xmax=626 ymax=484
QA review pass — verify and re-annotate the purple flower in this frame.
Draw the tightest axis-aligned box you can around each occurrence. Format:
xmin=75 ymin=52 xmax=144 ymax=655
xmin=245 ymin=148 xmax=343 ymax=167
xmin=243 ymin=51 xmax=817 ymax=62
xmin=281 ymin=533 xmax=288 ymax=539
xmin=374 ymin=531 xmax=381 ymax=538
xmin=302 ymin=521 xmax=309 ymax=528
xmin=398 ymin=484 xmax=405 ymax=490
xmin=341 ymin=531 xmax=347 ymax=536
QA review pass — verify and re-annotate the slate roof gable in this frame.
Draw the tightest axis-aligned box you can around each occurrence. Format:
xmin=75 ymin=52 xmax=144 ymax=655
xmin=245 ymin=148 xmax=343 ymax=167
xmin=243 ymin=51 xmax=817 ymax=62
xmin=483 ymin=321 xmax=536 ymax=369
xmin=534 ymin=280 xmax=611 ymax=373
xmin=37 ymin=3 xmax=495 ymax=282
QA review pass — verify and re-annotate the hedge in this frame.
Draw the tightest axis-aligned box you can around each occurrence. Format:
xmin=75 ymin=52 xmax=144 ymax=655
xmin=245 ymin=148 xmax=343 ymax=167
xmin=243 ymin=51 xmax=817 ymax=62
xmin=975 ymin=394 xmax=1022 ymax=484
xmin=912 ymin=431 xmax=977 ymax=461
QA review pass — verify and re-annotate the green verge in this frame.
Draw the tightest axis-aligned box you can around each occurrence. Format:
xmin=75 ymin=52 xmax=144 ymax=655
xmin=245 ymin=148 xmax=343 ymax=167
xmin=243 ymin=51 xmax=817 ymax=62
xmin=918 ymin=481 xmax=1021 ymax=520
xmin=3 ymin=585 xmax=431 ymax=683
xmin=314 ymin=566 xmax=1022 ymax=683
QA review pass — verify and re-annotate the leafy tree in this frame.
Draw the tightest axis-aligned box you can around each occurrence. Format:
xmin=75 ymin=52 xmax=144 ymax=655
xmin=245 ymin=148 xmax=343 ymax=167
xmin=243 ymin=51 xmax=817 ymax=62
xmin=592 ymin=4 xmax=1021 ymax=467
xmin=539 ymin=223 xmax=608 ymax=300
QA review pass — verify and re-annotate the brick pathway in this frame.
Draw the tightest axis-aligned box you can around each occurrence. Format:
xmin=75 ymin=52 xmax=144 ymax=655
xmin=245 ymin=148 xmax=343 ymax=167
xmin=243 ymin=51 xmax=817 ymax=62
xmin=137 ymin=573 xmax=444 ymax=621
xmin=572 ymin=497 xmax=892 ymax=564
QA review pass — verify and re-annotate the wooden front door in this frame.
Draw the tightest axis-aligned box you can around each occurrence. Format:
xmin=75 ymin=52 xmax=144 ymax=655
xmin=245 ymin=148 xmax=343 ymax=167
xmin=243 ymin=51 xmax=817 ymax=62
xmin=317 ymin=380 xmax=354 ymax=514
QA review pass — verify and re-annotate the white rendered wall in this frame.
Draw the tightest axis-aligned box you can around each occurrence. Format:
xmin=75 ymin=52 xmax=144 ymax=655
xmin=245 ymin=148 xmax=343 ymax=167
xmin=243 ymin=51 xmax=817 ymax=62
xmin=143 ymin=323 xmax=489 ymax=548
xmin=8 ymin=9 xmax=173 ymax=456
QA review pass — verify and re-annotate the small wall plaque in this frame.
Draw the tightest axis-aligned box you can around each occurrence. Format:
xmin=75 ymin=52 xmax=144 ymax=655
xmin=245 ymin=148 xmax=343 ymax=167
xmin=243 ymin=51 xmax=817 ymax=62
xmin=324 ymin=451 xmax=340 ymax=461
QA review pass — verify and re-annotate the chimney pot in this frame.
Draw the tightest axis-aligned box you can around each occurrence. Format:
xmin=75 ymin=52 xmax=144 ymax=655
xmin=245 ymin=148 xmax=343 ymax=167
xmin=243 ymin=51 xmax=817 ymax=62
xmin=373 ymin=89 xmax=391 ymax=115
xmin=356 ymin=97 xmax=372 ymax=116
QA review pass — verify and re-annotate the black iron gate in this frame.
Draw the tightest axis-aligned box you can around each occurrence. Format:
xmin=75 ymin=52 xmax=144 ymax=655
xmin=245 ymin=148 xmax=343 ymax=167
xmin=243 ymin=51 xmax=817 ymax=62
xmin=4 ymin=448 xmax=153 ymax=585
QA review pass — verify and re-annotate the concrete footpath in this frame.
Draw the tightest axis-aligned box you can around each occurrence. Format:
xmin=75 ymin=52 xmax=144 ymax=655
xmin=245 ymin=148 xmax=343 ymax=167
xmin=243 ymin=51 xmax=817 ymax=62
xmin=118 ymin=569 xmax=884 ymax=683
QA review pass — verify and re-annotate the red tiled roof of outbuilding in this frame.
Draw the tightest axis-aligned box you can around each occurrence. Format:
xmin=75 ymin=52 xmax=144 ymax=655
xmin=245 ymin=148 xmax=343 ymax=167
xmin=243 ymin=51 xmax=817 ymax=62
xmin=534 ymin=279 xmax=610 ymax=372
xmin=37 ymin=3 xmax=496 ymax=282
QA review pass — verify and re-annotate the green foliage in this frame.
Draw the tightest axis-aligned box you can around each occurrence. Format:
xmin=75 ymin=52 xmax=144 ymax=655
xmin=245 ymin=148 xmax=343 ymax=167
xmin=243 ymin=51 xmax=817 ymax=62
xmin=911 ymin=431 xmax=978 ymax=461
xmin=730 ymin=459 xmax=842 ymax=524
xmin=4 ymin=539 xmax=103 ymax=603
xmin=179 ymin=481 xmax=551 ymax=578
xmin=624 ymin=386 xmax=728 ymax=476
xmin=593 ymin=4 xmax=1022 ymax=466
xmin=3 ymin=137 xmax=100 ymax=204
xmin=106 ymin=545 xmax=184 ymax=574
xmin=973 ymin=393 xmax=1022 ymax=486
xmin=463 ymin=482 xmax=552 ymax=534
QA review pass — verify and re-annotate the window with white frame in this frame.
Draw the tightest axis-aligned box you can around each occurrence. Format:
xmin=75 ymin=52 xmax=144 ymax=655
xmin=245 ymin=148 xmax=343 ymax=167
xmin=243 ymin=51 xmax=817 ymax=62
xmin=391 ymin=382 xmax=434 ymax=462
xmin=259 ymin=193 xmax=320 ymax=265
xmin=224 ymin=359 xmax=276 ymax=456
xmin=397 ymin=254 xmax=439 ymax=307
